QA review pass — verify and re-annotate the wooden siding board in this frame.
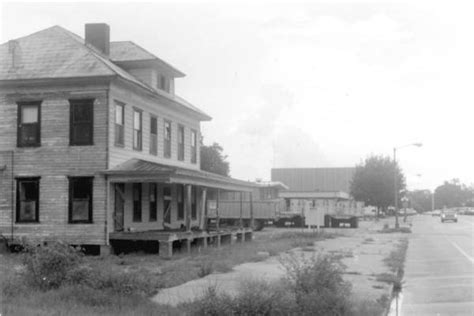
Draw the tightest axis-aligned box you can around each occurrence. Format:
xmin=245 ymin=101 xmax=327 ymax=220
xmin=108 ymin=80 xmax=201 ymax=171
xmin=0 ymin=84 xmax=109 ymax=245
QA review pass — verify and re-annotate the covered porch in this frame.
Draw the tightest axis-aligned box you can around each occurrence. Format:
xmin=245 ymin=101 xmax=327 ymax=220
xmin=102 ymin=159 xmax=256 ymax=257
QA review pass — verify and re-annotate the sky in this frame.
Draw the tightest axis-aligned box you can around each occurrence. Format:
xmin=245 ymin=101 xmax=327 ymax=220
xmin=1 ymin=0 xmax=473 ymax=191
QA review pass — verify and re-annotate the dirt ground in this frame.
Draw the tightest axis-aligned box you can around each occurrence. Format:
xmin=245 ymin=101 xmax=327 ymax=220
xmin=153 ymin=218 xmax=409 ymax=306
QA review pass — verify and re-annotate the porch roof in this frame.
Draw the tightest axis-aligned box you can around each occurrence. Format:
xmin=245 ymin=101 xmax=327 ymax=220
xmin=102 ymin=158 xmax=256 ymax=192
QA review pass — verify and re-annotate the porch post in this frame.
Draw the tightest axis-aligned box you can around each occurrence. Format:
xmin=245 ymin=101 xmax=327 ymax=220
xmin=199 ymin=188 xmax=207 ymax=230
xmin=185 ymin=184 xmax=192 ymax=232
xmin=250 ymin=191 xmax=254 ymax=229
xmin=239 ymin=191 xmax=244 ymax=228
xmin=216 ymin=188 xmax=220 ymax=231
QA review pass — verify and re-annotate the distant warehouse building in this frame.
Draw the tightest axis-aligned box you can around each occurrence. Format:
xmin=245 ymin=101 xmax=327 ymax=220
xmin=271 ymin=167 xmax=355 ymax=194
xmin=271 ymin=167 xmax=363 ymax=228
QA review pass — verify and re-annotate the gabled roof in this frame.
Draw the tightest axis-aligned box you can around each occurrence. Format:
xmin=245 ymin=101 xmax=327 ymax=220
xmin=110 ymin=41 xmax=185 ymax=77
xmin=102 ymin=158 xmax=256 ymax=192
xmin=0 ymin=25 xmax=210 ymax=121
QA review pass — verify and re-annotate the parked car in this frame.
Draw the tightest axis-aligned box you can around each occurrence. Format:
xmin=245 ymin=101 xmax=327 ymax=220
xmin=441 ymin=210 xmax=458 ymax=223
xmin=432 ymin=210 xmax=441 ymax=217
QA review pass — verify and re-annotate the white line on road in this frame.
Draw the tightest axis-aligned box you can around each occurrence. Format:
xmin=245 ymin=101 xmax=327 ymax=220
xmin=450 ymin=240 xmax=474 ymax=264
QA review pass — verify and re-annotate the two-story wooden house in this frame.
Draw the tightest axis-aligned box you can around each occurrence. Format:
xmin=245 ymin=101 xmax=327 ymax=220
xmin=0 ymin=23 xmax=254 ymax=256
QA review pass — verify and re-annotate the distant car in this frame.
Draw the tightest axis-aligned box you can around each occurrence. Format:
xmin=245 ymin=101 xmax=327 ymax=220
xmin=441 ymin=210 xmax=458 ymax=223
xmin=432 ymin=210 xmax=441 ymax=217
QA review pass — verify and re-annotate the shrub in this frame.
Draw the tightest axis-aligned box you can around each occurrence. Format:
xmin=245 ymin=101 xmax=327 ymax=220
xmin=197 ymin=260 xmax=214 ymax=278
xmin=281 ymin=253 xmax=352 ymax=316
xmin=69 ymin=267 xmax=157 ymax=296
xmin=192 ymin=281 xmax=295 ymax=316
xmin=22 ymin=241 xmax=83 ymax=290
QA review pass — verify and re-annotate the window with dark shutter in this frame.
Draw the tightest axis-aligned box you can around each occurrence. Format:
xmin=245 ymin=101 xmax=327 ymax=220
xmin=178 ymin=125 xmax=184 ymax=161
xmin=163 ymin=186 xmax=171 ymax=224
xmin=164 ymin=120 xmax=171 ymax=158
xmin=69 ymin=177 xmax=93 ymax=223
xmin=115 ymin=101 xmax=125 ymax=146
xmin=191 ymin=186 xmax=197 ymax=220
xmin=149 ymin=183 xmax=157 ymax=221
xmin=16 ymin=177 xmax=40 ymax=222
xmin=133 ymin=183 xmax=142 ymax=222
xmin=133 ymin=109 xmax=142 ymax=151
xmin=150 ymin=116 xmax=158 ymax=155
xmin=70 ymin=99 xmax=94 ymax=146
xmin=191 ymin=130 xmax=197 ymax=164
xmin=17 ymin=101 xmax=41 ymax=147
xmin=177 ymin=185 xmax=184 ymax=220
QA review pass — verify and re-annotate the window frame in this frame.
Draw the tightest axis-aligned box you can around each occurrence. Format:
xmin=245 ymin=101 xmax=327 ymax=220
xmin=164 ymin=119 xmax=172 ymax=158
xmin=114 ymin=101 xmax=125 ymax=147
xmin=133 ymin=108 xmax=143 ymax=151
xmin=191 ymin=186 xmax=197 ymax=220
xmin=160 ymin=75 xmax=170 ymax=93
xmin=17 ymin=101 xmax=41 ymax=148
xmin=16 ymin=177 xmax=40 ymax=223
xmin=149 ymin=115 xmax=158 ymax=156
xmin=69 ymin=99 xmax=94 ymax=146
xmin=191 ymin=129 xmax=197 ymax=164
xmin=178 ymin=125 xmax=185 ymax=161
xmin=68 ymin=176 xmax=93 ymax=224
xmin=177 ymin=184 xmax=184 ymax=220
xmin=149 ymin=183 xmax=157 ymax=222
xmin=133 ymin=183 xmax=142 ymax=222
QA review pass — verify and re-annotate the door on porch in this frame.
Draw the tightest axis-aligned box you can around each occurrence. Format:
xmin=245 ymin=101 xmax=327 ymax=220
xmin=114 ymin=183 xmax=125 ymax=232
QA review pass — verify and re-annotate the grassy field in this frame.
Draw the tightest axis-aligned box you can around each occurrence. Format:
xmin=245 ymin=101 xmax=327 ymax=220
xmin=1 ymin=230 xmax=334 ymax=315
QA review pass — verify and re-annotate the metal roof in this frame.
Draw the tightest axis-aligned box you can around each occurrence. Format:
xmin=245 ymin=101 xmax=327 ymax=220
xmin=271 ymin=167 xmax=355 ymax=193
xmin=102 ymin=158 xmax=256 ymax=192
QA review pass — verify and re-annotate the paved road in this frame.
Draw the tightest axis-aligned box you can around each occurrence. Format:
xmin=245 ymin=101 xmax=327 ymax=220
xmin=401 ymin=215 xmax=474 ymax=316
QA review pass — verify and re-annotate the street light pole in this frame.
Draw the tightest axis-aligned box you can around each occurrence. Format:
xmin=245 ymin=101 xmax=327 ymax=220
xmin=394 ymin=147 xmax=399 ymax=228
xmin=393 ymin=142 xmax=422 ymax=229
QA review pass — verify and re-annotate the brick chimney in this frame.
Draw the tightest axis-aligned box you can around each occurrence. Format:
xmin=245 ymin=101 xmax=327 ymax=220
xmin=85 ymin=23 xmax=110 ymax=55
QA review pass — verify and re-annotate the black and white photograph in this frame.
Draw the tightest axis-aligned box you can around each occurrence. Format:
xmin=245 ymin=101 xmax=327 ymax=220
xmin=0 ymin=1 xmax=473 ymax=315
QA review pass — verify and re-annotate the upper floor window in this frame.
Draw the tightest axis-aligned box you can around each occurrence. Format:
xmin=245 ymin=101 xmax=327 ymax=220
xmin=133 ymin=109 xmax=142 ymax=151
xmin=70 ymin=99 xmax=94 ymax=146
xmin=191 ymin=129 xmax=197 ymax=164
xmin=150 ymin=116 xmax=158 ymax=155
xmin=17 ymin=101 xmax=41 ymax=147
xmin=16 ymin=177 xmax=40 ymax=223
xmin=164 ymin=120 xmax=172 ymax=158
xmin=115 ymin=101 xmax=125 ymax=146
xmin=160 ymin=75 xmax=170 ymax=93
xmin=69 ymin=177 xmax=93 ymax=223
xmin=178 ymin=125 xmax=185 ymax=161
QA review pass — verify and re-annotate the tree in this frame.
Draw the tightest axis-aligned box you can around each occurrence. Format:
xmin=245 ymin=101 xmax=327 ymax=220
xmin=200 ymin=142 xmax=230 ymax=176
xmin=407 ymin=190 xmax=432 ymax=213
xmin=434 ymin=179 xmax=473 ymax=209
xmin=350 ymin=155 xmax=405 ymax=215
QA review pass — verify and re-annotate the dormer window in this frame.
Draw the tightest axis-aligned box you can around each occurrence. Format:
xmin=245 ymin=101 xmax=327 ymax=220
xmin=160 ymin=75 xmax=170 ymax=93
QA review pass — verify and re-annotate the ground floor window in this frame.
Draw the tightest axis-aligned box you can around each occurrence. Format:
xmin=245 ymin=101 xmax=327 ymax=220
xmin=16 ymin=177 xmax=40 ymax=222
xmin=163 ymin=186 xmax=171 ymax=224
xmin=191 ymin=186 xmax=197 ymax=220
xmin=69 ymin=177 xmax=93 ymax=223
xmin=177 ymin=185 xmax=184 ymax=220
xmin=149 ymin=183 xmax=157 ymax=221
xmin=133 ymin=183 xmax=142 ymax=222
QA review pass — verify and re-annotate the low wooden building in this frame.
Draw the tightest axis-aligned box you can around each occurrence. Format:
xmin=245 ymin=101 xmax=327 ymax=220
xmin=0 ymin=23 xmax=255 ymax=256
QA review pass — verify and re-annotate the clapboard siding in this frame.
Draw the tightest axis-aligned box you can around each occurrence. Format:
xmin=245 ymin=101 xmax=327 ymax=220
xmin=108 ymin=80 xmax=201 ymax=170
xmin=0 ymin=84 xmax=109 ymax=245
